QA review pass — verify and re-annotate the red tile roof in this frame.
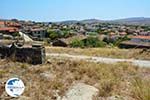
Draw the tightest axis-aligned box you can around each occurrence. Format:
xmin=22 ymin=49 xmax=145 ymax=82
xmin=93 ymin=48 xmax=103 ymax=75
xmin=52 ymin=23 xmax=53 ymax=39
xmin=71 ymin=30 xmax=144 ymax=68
xmin=132 ymin=36 xmax=150 ymax=40
xmin=0 ymin=21 xmax=21 ymax=27
xmin=6 ymin=22 xmax=21 ymax=27
xmin=0 ymin=21 xmax=20 ymax=33
xmin=0 ymin=27 xmax=19 ymax=33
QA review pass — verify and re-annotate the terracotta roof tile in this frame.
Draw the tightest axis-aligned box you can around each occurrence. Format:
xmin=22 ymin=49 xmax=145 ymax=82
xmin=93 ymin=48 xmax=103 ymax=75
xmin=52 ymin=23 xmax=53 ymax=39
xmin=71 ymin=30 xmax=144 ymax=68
xmin=0 ymin=27 xmax=19 ymax=33
xmin=132 ymin=36 xmax=150 ymax=40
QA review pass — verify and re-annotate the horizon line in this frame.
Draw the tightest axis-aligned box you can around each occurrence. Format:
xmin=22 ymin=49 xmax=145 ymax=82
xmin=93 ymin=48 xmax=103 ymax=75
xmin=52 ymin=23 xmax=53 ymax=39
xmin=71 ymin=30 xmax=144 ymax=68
xmin=1 ymin=16 xmax=150 ymax=22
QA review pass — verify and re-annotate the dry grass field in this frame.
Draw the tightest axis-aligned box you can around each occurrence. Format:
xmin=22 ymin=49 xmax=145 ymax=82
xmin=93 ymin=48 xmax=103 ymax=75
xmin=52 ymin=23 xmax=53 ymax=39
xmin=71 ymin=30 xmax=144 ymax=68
xmin=0 ymin=57 xmax=149 ymax=100
xmin=46 ymin=47 xmax=150 ymax=60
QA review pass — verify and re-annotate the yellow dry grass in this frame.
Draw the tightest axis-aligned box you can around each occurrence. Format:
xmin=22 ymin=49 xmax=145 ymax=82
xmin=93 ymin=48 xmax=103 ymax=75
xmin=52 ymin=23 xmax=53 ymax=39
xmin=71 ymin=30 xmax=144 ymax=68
xmin=0 ymin=58 xmax=149 ymax=100
xmin=46 ymin=47 xmax=150 ymax=60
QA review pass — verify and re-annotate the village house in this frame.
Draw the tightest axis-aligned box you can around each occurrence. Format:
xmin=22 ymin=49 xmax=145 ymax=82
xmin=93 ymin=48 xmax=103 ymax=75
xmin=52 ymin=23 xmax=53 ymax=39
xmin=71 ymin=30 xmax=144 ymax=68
xmin=130 ymin=36 xmax=150 ymax=43
xmin=0 ymin=27 xmax=19 ymax=34
xmin=0 ymin=21 xmax=20 ymax=35
xmin=139 ymin=32 xmax=150 ymax=36
xmin=5 ymin=21 xmax=21 ymax=28
xmin=29 ymin=28 xmax=46 ymax=39
xmin=119 ymin=36 xmax=150 ymax=48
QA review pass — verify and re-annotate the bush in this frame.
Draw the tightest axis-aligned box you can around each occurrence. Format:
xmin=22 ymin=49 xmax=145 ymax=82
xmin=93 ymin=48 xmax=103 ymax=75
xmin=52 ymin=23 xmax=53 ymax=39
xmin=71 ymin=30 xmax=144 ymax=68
xmin=113 ymin=35 xmax=130 ymax=46
xmin=47 ymin=29 xmax=74 ymax=39
xmin=47 ymin=29 xmax=62 ymax=40
xmin=103 ymin=35 xmax=130 ymax=47
xmin=87 ymin=32 xmax=98 ymax=36
xmin=70 ymin=39 xmax=84 ymax=48
xmin=63 ymin=30 xmax=73 ymax=38
xmin=83 ymin=37 xmax=106 ymax=47
xmin=70 ymin=37 xmax=106 ymax=48
xmin=49 ymin=32 xmax=59 ymax=39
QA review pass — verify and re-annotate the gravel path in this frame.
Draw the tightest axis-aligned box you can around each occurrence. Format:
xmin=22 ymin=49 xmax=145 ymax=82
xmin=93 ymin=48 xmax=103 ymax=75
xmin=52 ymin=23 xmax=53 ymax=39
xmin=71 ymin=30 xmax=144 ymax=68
xmin=47 ymin=53 xmax=150 ymax=68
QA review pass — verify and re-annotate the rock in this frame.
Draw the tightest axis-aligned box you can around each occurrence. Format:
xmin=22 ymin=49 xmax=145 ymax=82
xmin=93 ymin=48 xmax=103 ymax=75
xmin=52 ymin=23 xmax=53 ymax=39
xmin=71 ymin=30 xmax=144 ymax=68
xmin=52 ymin=39 xmax=68 ymax=47
xmin=40 ymin=72 xmax=56 ymax=80
xmin=47 ymin=59 xmax=52 ymax=64
xmin=62 ymin=83 xmax=99 ymax=100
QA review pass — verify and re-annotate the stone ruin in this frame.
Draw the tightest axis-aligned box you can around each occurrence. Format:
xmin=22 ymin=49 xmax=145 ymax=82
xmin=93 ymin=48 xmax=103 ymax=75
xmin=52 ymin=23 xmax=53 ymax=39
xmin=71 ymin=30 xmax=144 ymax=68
xmin=0 ymin=42 xmax=46 ymax=64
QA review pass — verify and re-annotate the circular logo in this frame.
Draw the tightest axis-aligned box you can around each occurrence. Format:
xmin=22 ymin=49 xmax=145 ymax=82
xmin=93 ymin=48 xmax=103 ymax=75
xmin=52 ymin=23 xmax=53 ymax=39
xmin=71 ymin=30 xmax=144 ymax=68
xmin=5 ymin=78 xmax=25 ymax=97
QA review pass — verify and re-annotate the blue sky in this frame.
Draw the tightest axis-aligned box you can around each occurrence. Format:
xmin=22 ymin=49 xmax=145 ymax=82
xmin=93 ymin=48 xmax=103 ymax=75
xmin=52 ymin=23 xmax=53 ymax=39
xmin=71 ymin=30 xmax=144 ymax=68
xmin=0 ymin=0 xmax=150 ymax=22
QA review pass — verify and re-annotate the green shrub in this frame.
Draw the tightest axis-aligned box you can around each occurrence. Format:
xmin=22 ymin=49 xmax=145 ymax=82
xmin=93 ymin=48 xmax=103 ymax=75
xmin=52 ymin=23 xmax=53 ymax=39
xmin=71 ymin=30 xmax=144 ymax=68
xmin=83 ymin=37 xmax=106 ymax=47
xmin=63 ymin=30 xmax=73 ymax=38
xmin=113 ymin=35 xmax=130 ymax=46
xmin=103 ymin=35 xmax=130 ymax=47
xmin=47 ymin=29 xmax=62 ymax=40
xmin=70 ymin=37 xmax=106 ymax=48
xmin=47 ymin=29 xmax=74 ymax=39
xmin=70 ymin=39 xmax=84 ymax=48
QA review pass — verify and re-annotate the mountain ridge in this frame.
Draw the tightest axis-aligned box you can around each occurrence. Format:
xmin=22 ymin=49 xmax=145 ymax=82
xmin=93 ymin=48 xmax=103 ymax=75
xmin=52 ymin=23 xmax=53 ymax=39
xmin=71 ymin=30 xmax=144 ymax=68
xmin=59 ymin=17 xmax=150 ymax=25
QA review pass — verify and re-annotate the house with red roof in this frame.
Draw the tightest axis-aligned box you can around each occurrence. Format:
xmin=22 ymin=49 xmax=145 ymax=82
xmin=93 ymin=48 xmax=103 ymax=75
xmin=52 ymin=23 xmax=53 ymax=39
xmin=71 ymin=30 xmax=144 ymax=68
xmin=119 ymin=36 xmax=150 ymax=48
xmin=0 ymin=21 xmax=20 ymax=34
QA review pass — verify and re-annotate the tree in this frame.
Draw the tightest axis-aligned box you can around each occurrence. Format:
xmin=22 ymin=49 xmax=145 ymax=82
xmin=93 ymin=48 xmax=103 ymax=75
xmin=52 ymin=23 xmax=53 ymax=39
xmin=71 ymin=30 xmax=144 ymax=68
xmin=70 ymin=39 xmax=84 ymax=48
xmin=113 ymin=35 xmax=130 ymax=46
xmin=83 ymin=36 xmax=106 ymax=47
xmin=70 ymin=36 xmax=106 ymax=48
xmin=47 ymin=29 xmax=62 ymax=40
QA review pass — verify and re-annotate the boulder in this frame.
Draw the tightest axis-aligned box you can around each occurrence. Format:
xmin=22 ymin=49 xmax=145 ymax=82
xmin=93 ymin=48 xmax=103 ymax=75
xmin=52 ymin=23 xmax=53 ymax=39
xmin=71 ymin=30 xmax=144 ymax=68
xmin=52 ymin=39 xmax=68 ymax=47
xmin=62 ymin=83 xmax=99 ymax=100
xmin=40 ymin=72 xmax=56 ymax=80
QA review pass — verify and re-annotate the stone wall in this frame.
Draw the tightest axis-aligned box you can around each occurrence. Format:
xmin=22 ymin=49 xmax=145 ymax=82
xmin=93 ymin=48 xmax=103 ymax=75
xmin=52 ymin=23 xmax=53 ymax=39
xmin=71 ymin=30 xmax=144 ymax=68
xmin=0 ymin=43 xmax=45 ymax=64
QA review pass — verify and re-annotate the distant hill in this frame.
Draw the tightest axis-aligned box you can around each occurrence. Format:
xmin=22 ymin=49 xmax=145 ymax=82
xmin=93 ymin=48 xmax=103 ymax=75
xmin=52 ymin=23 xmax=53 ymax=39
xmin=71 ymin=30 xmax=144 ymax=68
xmin=59 ymin=20 xmax=79 ymax=24
xmin=80 ymin=19 xmax=102 ymax=24
xmin=59 ymin=17 xmax=150 ymax=25
xmin=59 ymin=19 xmax=102 ymax=24
xmin=111 ymin=17 xmax=150 ymax=25
xmin=2 ymin=17 xmax=150 ymax=25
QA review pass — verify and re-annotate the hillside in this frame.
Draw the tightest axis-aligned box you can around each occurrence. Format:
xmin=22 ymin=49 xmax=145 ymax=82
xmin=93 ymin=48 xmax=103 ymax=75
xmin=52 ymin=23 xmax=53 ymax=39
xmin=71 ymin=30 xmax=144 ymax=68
xmin=59 ymin=17 xmax=150 ymax=25
xmin=112 ymin=17 xmax=150 ymax=25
